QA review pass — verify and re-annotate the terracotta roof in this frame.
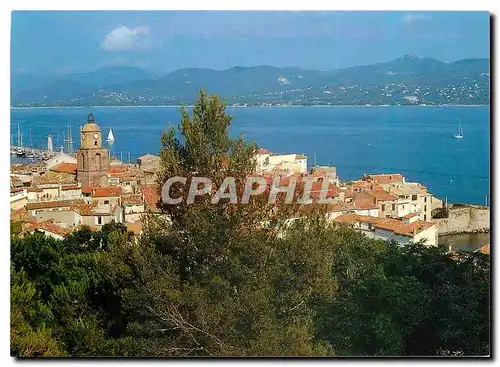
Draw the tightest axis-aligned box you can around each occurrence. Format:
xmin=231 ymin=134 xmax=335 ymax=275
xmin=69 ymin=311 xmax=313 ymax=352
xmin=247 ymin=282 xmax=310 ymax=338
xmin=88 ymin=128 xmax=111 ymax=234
xmin=11 ymin=207 xmax=27 ymax=219
xmin=73 ymin=202 xmax=97 ymax=216
xmin=257 ymin=148 xmax=271 ymax=155
xmin=142 ymin=185 xmax=160 ymax=211
xmin=91 ymin=186 xmax=122 ymax=198
xmin=126 ymin=221 xmax=143 ymax=235
xmin=81 ymin=185 xmax=92 ymax=194
xmin=334 ymin=213 xmax=434 ymax=237
xmin=365 ymin=173 xmax=404 ymax=185
xmin=370 ymin=190 xmax=398 ymax=202
xmin=123 ymin=194 xmax=144 ymax=206
xmin=50 ymin=163 xmax=77 ymax=175
xmin=109 ymin=166 xmax=125 ymax=174
xmin=34 ymin=171 xmax=76 ymax=185
xmin=475 ymin=244 xmax=490 ymax=255
xmin=309 ymin=182 xmax=341 ymax=200
xmin=404 ymin=213 xmax=419 ymax=219
xmin=26 ymin=199 xmax=84 ymax=211
xmin=26 ymin=220 xmax=72 ymax=237
xmin=296 ymin=154 xmax=307 ymax=160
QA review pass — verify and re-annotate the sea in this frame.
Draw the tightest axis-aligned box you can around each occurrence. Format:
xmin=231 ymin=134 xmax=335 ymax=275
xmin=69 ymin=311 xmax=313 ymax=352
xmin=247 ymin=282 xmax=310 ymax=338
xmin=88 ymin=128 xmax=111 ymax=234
xmin=10 ymin=105 xmax=490 ymax=205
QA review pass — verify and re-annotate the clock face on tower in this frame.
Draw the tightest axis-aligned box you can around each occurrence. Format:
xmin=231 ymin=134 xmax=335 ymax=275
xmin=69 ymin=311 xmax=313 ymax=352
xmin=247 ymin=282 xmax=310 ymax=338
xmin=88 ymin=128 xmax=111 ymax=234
xmin=93 ymin=133 xmax=99 ymax=140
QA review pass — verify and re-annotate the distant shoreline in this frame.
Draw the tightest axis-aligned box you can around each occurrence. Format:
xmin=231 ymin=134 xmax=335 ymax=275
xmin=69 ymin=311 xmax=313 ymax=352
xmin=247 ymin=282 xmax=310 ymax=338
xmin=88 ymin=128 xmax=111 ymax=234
xmin=10 ymin=104 xmax=490 ymax=110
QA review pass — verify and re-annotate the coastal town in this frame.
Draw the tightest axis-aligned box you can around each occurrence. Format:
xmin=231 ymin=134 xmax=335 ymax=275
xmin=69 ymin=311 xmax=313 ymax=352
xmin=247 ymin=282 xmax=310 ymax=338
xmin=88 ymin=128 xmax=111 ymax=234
xmin=10 ymin=113 xmax=488 ymax=252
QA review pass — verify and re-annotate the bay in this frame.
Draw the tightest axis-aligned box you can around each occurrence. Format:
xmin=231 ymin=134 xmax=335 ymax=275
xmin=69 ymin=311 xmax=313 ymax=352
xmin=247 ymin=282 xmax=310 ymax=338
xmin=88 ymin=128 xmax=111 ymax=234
xmin=10 ymin=105 xmax=490 ymax=205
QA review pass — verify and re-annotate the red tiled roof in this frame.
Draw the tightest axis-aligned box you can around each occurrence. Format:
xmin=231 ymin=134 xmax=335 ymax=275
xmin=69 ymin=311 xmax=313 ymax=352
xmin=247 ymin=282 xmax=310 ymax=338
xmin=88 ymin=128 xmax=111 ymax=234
xmin=370 ymin=190 xmax=398 ymax=202
xmin=73 ymin=202 xmax=97 ymax=216
xmin=11 ymin=207 xmax=27 ymax=219
xmin=404 ymin=213 xmax=419 ymax=219
xmin=26 ymin=199 xmax=84 ymax=210
xmin=51 ymin=163 xmax=77 ymax=175
xmin=126 ymin=221 xmax=143 ymax=235
xmin=109 ymin=166 xmax=125 ymax=174
xmin=26 ymin=220 xmax=72 ymax=237
xmin=81 ymin=185 xmax=92 ymax=194
xmin=309 ymin=182 xmax=340 ymax=200
xmin=334 ymin=213 xmax=434 ymax=237
xmin=123 ymin=194 xmax=144 ymax=206
xmin=257 ymin=148 xmax=271 ymax=155
xmin=365 ymin=173 xmax=404 ymax=185
xmin=142 ymin=185 xmax=160 ymax=211
xmin=91 ymin=186 xmax=122 ymax=198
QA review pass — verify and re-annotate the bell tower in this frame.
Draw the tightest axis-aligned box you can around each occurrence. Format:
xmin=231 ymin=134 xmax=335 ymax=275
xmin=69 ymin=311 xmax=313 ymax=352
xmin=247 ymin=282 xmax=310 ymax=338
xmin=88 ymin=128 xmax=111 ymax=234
xmin=76 ymin=114 xmax=110 ymax=186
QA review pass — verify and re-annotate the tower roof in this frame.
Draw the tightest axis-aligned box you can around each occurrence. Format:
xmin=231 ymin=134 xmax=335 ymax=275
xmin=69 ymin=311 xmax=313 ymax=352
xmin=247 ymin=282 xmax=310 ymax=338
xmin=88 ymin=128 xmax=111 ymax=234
xmin=81 ymin=114 xmax=101 ymax=132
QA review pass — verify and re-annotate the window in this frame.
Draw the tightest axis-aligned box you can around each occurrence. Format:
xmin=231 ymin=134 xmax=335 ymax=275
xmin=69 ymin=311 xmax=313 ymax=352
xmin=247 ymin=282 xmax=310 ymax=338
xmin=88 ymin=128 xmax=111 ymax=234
xmin=104 ymin=200 xmax=109 ymax=205
xmin=97 ymin=216 xmax=102 ymax=225
xmin=381 ymin=204 xmax=386 ymax=211
xmin=94 ymin=141 xmax=98 ymax=146
xmin=424 ymin=205 xmax=427 ymax=212
xmin=424 ymin=214 xmax=427 ymax=221
xmin=424 ymin=197 xmax=427 ymax=203
xmin=412 ymin=195 xmax=417 ymax=201
xmin=392 ymin=204 xmax=396 ymax=211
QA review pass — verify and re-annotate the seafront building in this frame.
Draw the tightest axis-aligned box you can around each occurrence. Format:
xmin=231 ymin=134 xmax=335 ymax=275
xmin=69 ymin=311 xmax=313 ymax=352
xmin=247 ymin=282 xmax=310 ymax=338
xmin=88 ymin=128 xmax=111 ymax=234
xmin=11 ymin=117 xmax=441 ymax=247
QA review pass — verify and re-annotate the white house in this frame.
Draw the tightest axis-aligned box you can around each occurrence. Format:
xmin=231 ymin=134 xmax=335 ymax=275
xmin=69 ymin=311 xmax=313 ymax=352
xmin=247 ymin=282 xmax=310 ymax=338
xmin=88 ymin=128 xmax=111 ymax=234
xmin=45 ymin=152 xmax=78 ymax=170
xmin=254 ymin=148 xmax=308 ymax=174
xmin=334 ymin=213 xmax=438 ymax=246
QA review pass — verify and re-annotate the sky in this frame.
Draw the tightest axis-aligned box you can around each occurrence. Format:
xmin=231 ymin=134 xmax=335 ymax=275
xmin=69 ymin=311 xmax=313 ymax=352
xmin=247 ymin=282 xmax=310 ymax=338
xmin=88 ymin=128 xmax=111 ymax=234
xmin=11 ymin=11 xmax=490 ymax=75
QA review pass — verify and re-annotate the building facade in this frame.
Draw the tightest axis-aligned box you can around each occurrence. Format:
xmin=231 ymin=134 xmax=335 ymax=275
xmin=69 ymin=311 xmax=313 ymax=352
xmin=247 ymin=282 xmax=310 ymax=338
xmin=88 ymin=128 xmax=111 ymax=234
xmin=76 ymin=114 xmax=110 ymax=186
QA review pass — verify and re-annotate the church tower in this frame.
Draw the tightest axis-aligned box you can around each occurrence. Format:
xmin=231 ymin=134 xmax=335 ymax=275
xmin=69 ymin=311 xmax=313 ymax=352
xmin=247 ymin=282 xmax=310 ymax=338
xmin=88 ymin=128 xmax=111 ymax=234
xmin=76 ymin=114 xmax=110 ymax=186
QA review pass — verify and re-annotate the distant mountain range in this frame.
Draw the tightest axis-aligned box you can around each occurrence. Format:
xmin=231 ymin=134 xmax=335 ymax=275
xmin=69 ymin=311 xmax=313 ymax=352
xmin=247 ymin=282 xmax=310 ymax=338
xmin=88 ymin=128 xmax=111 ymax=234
xmin=11 ymin=56 xmax=490 ymax=107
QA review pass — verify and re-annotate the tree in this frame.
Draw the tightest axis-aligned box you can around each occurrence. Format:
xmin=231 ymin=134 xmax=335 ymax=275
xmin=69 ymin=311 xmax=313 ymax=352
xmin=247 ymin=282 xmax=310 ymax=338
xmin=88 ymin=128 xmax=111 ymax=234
xmin=316 ymin=241 xmax=490 ymax=356
xmin=94 ymin=90 xmax=336 ymax=356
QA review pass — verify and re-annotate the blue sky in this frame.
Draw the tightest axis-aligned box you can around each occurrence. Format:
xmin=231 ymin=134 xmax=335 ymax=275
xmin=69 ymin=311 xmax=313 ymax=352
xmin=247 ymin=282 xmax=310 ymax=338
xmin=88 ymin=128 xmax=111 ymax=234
xmin=11 ymin=11 xmax=490 ymax=75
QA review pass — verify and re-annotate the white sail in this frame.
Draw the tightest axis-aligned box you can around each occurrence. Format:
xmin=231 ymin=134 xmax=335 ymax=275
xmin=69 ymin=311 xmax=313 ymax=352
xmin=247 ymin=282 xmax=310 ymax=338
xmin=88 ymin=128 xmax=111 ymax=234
xmin=107 ymin=129 xmax=115 ymax=143
xmin=454 ymin=122 xmax=464 ymax=139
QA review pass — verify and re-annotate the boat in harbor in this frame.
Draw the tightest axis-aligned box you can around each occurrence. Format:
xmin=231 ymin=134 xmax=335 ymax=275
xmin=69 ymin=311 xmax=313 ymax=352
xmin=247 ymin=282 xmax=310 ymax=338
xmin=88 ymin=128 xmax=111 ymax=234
xmin=25 ymin=149 xmax=35 ymax=158
xmin=454 ymin=122 xmax=464 ymax=139
xmin=16 ymin=147 xmax=26 ymax=156
xmin=107 ymin=129 xmax=115 ymax=143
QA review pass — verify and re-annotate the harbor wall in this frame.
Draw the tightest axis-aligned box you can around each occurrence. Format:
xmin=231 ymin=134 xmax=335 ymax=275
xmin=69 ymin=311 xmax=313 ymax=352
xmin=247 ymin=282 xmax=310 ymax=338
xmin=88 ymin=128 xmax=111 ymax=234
xmin=433 ymin=205 xmax=490 ymax=236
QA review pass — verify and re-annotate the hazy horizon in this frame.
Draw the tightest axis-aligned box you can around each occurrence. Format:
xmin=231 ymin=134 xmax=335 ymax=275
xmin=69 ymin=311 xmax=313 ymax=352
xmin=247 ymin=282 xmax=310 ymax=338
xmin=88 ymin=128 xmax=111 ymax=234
xmin=11 ymin=11 xmax=490 ymax=75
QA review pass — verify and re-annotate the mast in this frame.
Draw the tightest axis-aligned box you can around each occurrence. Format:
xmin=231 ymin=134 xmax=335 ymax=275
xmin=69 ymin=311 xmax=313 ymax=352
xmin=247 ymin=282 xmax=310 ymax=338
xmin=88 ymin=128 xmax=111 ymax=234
xmin=29 ymin=128 xmax=33 ymax=149
xmin=17 ymin=124 xmax=21 ymax=147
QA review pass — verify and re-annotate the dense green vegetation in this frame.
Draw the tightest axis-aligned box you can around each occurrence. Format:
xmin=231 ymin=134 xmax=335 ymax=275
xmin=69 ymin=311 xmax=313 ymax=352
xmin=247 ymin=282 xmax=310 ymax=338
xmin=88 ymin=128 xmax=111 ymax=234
xmin=10 ymin=91 xmax=490 ymax=357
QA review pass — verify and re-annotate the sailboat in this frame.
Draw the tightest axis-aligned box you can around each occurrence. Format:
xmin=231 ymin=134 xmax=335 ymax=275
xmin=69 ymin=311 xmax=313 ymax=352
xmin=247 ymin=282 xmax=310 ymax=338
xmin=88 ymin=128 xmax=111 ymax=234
xmin=454 ymin=122 xmax=464 ymax=139
xmin=106 ymin=129 xmax=115 ymax=143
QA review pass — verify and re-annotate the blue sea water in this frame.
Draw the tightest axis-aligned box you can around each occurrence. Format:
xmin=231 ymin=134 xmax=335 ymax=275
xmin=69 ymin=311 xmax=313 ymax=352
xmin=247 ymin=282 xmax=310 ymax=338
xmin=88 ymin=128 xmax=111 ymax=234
xmin=10 ymin=106 xmax=490 ymax=205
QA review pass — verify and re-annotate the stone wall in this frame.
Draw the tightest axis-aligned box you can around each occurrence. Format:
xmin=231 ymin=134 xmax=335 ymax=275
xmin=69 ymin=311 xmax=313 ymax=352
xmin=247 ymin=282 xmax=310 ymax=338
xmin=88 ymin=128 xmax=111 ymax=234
xmin=431 ymin=196 xmax=444 ymax=211
xmin=433 ymin=205 xmax=490 ymax=235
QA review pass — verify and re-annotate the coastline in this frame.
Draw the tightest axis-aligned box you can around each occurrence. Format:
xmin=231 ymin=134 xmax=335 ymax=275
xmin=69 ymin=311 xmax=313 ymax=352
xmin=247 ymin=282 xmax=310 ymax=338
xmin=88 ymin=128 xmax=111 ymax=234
xmin=10 ymin=104 xmax=490 ymax=110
